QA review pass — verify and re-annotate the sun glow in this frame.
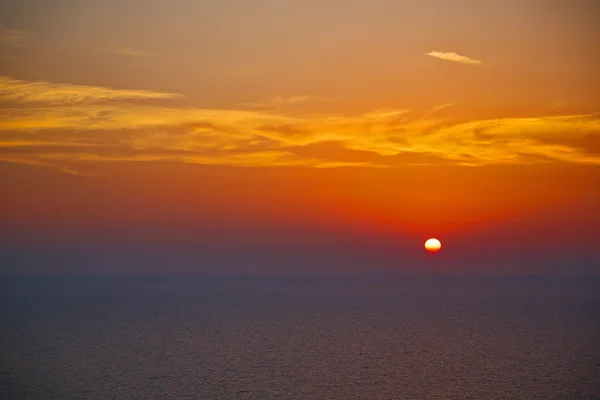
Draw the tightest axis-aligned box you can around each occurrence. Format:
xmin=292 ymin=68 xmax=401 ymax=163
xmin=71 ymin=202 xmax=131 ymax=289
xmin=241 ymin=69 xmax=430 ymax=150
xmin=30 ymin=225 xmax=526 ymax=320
xmin=425 ymin=238 xmax=442 ymax=253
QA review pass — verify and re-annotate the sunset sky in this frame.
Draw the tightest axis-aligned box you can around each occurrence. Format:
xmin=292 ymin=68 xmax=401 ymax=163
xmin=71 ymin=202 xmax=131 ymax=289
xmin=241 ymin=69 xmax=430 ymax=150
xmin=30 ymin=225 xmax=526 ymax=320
xmin=1 ymin=0 xmax=599 ymax=274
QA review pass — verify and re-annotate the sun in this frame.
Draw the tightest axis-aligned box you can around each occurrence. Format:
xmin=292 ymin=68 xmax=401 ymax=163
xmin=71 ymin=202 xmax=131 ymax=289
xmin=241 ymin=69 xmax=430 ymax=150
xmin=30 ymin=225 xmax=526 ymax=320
xmin=424 ymin=238 xmax=442 ymax=253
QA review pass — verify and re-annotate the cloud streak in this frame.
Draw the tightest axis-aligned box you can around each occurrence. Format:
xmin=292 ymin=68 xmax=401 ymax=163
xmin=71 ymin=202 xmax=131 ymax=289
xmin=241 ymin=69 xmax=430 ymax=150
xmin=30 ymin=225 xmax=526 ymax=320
xmin=426 ymin=51 xmax=482 ymax=65
xmin=1 ymin=77 xmax=599 ymax=174
xmin=0 ymin=76 xmax=182 ymax=104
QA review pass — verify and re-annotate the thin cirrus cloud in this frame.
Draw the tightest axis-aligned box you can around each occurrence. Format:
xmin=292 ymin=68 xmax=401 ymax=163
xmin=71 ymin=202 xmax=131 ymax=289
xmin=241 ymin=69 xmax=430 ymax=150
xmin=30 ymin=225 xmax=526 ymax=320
xmin=1 ymin=76 xmax=599 ymax=175
xmin=0 ymin=76 xmax=182 ymax=104
xmin=425 ymin=51 xmax=482 ymax=65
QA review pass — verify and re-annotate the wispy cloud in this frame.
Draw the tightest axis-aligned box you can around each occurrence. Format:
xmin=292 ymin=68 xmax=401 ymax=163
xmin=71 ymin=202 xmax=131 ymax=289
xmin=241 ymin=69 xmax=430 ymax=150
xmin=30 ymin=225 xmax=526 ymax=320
xmin=431 ymin=103 xmax=454 ymax=113
xmin=1 ymin=76 xmax=599 ymax=174
xmin=0 ymin=76 xmax=182 ymax=104
xmin=425 ymin=51 xmax=482 ymax=65
xmin=0 ymin=25 xmax=30 ymax=47
xmin=112 ymin=47 xmax=155 ymax=58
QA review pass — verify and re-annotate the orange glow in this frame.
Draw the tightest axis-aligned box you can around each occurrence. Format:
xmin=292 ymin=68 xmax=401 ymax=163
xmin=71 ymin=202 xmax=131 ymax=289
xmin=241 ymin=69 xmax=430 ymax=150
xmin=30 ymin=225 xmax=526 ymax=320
xmin=0 ymin=1 xmax=599 ymax=274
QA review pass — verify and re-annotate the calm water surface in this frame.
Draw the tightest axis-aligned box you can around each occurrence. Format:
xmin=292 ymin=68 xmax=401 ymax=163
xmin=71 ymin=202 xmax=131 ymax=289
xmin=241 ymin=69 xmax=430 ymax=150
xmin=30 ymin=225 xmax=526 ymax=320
xmin=1 ymin=275 xmax=599 ymax=399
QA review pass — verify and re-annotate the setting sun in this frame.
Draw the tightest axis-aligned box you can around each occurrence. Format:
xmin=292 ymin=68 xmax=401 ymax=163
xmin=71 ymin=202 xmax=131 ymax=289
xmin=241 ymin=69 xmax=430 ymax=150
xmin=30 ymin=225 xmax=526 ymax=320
xmin=425 ymin=238 xmax=442 ymax=253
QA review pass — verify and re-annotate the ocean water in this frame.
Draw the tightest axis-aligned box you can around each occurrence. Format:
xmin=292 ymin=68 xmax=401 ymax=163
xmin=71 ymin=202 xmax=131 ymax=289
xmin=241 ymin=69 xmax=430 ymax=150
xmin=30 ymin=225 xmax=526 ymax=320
xmin=1 ymin=275 xmax=599 ymax=400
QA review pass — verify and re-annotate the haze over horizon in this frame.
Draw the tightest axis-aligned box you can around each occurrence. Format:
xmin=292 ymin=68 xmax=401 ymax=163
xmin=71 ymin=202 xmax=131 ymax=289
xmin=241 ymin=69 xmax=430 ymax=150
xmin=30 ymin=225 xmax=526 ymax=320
xmin=1 ymin=0 xmax=599 ymax=275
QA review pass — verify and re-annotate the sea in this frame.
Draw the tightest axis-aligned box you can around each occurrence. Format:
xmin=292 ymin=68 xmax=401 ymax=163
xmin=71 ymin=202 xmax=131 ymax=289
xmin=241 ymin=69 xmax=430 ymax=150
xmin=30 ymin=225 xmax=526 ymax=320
xmin=1 ymin=274 xmax=599 ymax=399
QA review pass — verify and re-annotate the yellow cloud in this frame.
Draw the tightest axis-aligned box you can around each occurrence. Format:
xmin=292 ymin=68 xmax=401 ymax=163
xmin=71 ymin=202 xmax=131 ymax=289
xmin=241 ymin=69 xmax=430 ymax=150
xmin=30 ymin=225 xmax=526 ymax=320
xmin=425 ymin=51 xmax=482 ymax=65
xmin=3 ymin=149 xmax=371 ymax=171
xmin=0 ymin=104 xmax=292 ymax=132
xmin=0 ymin=76 xmax=182 ymax=104
xmin=1 ymin=76 xmax=599 ymax=173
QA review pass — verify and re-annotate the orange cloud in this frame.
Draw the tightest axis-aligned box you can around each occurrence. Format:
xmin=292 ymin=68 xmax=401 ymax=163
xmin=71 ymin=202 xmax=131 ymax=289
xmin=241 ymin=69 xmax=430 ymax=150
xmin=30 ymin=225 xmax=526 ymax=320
xmin=1 ymin=77 xmax=599 ymax=174
xmin=425 ymin=51 xmax=482 ymax=65
xmin=0 ymin=76 xmax=182 ymax=104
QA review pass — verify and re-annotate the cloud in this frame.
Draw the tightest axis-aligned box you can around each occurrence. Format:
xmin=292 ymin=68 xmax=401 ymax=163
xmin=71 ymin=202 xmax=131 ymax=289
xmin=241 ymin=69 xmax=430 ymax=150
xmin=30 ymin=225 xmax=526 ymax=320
xmin=0 ymin=25 xmax=30 ymax=47
xmin=112 ymin=47 xmax=155 ymax=58
xmin=0 ymin=76 xmax=182 ymax=104
xmin=425 ymin=51 xmax=482 ymax=65
xmin=430 ymin=103 xmax=454 ymax=113
xmin=1 ymin=76 xmax=599 ymax=174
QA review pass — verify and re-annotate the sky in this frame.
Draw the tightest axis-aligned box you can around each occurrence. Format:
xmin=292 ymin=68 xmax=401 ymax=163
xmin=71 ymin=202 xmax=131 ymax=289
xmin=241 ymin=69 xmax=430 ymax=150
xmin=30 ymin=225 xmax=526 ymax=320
xmin=1 ymin=0 xmax=599 ymax=274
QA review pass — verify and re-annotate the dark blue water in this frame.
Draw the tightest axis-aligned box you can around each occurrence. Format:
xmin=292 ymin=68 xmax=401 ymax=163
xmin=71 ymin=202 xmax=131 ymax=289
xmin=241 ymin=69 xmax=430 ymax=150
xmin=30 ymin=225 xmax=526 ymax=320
xmin=1 ymin=275 xmax=599 ymax=399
